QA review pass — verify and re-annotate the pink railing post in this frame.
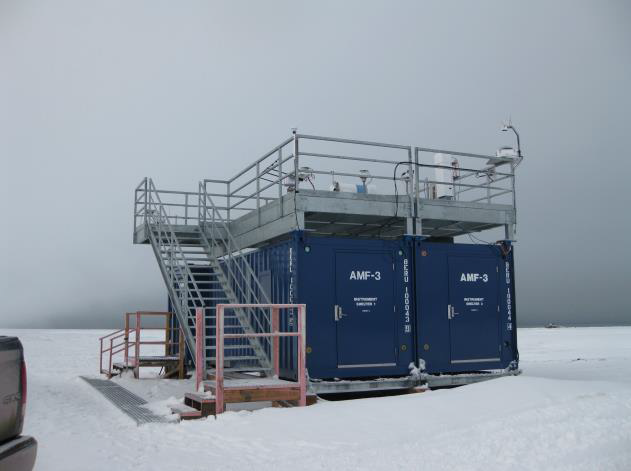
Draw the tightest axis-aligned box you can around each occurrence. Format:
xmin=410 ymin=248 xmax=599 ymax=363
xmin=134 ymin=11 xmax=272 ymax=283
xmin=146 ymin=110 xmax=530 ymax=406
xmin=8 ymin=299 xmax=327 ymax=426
xmin=134 ymin=312 xmax=141 ymax=378
xmin=195 ymin=308 xmax=204 ymax=391
xmin=187 ymin=303 xmax=307 ymax=414
xmin=124 ymin=313 xmax=130 ymax=365
xmin=215 ymin=304 xmax=225 ymax=415
xmin=272 ymin=307 xmax=280 ymax=378
xmin=298 ymin=304 xmax=307 ymax=407
xmin=109 ymin=337 xmax=114 ymax=376
xmin=178 ymin=327 xmax=185 ymax=380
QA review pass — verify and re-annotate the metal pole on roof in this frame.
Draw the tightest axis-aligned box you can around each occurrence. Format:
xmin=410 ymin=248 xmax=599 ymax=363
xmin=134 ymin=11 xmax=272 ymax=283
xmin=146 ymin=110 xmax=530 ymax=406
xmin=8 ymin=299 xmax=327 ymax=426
xmin=292 ymin=128 xmax=299 ymax=193
xmin=292 ymin=128 xmax=302 ymax=231
xmin=501 ymin=119 xmax=522 ymax=159
xmin=278 ymin=147 xmax=284 ymax=216
xmin=501 ymin=120 xmax=521 ymax=240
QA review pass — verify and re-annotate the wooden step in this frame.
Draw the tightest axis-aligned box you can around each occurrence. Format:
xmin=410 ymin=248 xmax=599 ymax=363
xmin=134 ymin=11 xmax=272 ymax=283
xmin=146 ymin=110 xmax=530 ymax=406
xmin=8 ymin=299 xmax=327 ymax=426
xmin=126 ymin=356 xmax=180 ymax=368
xmin=203 ymin=378 xmax=302 ymax=404
xmin=184 ymin=392 xmax=221 ymax=416
xmin=169 ymin=403 xmax=202 ymax=420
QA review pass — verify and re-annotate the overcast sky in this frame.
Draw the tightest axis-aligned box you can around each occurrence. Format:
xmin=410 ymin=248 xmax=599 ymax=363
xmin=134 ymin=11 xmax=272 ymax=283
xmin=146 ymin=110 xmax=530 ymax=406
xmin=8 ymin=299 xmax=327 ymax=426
xmin=1 ymin=1 xmax=630 ymax=328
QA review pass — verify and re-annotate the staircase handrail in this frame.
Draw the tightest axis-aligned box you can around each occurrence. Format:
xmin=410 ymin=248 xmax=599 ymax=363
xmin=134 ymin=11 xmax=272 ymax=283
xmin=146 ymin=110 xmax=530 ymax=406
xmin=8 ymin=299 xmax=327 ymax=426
xmin=198 ymin=181 xmax=272 ymax=339
xmin=143 ymin=178 xmax=207 ymax=361
xmin=198 ymin=181 xmax=271 ymax=304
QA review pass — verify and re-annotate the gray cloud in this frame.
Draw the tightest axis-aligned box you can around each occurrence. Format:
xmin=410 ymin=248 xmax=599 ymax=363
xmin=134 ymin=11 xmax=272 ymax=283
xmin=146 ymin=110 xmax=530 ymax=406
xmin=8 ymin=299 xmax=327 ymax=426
xmin=1 ymin=0 xmax=630 ymax=328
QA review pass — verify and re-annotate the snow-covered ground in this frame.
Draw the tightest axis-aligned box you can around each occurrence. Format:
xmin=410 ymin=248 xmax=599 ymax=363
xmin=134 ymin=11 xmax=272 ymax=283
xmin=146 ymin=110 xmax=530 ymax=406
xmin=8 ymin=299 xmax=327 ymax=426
xmin=8 ymin=327 xmax=631 ymax=471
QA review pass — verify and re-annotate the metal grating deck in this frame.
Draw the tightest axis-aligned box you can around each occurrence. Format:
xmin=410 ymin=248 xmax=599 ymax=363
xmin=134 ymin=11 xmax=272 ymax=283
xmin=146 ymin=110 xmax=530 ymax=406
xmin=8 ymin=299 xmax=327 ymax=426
xmin=80 ymin=376 xmax=172 ymax=425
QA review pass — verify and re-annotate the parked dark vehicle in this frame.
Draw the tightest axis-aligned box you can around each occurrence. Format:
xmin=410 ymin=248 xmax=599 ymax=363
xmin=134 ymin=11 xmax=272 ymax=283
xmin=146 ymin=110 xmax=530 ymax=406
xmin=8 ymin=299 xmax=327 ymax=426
xmin=0 ymin=337 xmax=37 ymax=471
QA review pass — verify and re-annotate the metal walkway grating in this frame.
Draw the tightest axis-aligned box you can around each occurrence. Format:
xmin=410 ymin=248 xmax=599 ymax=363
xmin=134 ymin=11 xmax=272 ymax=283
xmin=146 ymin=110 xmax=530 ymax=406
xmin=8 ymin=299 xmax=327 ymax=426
xmin=80 ymin=376 xmax=172 ymax=425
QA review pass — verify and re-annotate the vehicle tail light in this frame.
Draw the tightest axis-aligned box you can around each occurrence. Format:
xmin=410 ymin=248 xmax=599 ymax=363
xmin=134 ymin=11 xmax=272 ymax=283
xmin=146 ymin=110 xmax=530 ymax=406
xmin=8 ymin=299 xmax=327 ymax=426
xmin=21 ymin=360 xmax=27 ymax=417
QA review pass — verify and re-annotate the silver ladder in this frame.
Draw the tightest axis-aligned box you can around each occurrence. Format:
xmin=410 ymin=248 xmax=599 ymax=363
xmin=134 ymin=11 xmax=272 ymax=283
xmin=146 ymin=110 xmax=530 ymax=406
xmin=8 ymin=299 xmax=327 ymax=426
xmin=141 ymin=178 xmax=271 ymax=376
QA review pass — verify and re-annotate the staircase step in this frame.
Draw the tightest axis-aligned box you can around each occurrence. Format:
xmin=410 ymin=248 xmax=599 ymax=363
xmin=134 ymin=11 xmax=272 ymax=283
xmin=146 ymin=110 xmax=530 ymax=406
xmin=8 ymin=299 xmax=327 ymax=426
xmin=160 ymin=248 xmax=206 ymax=253
xmin=214 ymin=355 xmax=261 ymax=361
xmin=182 ymin=296 xmax=231 ymax=300
xmin=184 ymin=393 xmax=218 ymax=417
xmin=154 ymin=236 xmax=202 ymax=242
xmin=162 ymin=249 xmax=205 ymax=253
xmin=152 ymin=228 xmax=200 ymax=233
xmin=169 ymin=403 xmax=202 ymax=420
xmin=175 ymin=283 xmax=225 ymax=287
xmin=212 ymin=367 xmax=270 ymax=373
xmin=175 ymin=289 xmax=226 ymax=293
xmin=162 ymin=257 xmax=210 ymax=262
xmin=186 ymin=320 xmax=243 ymax=325
xmin=147 ymin=204 xmax=271 ymax=374
xmin=204 ymin=345 xmax=257 ymax=351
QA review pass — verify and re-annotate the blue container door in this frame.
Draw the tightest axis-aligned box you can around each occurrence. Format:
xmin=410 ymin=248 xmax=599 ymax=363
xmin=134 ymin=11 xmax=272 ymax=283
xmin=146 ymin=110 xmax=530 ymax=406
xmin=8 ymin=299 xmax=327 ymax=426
xmin=447 ymin=256 xmax=501 ymax=364
xmin=334 ymin=251 xmax=397 ymax=368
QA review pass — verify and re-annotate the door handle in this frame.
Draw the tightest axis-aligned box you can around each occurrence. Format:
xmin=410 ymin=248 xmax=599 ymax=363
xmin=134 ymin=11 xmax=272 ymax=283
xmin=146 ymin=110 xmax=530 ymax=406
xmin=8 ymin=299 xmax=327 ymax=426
xmin=447 ymin=304 xmax=458 ymax=320
xmin=334 ymin=305 xmax=347 ymax=321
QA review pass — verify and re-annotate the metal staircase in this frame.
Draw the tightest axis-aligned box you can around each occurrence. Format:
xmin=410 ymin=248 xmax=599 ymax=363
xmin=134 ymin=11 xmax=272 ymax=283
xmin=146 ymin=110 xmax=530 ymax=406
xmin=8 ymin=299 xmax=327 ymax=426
xmin=138 ymin=178 xmax=271 ymax=376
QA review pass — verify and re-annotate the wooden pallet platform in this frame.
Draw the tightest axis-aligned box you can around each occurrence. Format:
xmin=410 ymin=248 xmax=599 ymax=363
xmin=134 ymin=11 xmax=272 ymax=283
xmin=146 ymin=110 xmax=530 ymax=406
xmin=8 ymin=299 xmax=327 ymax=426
xmin=119 ymin=355 xmax=180 ymax=367
xmin=181 ymin=376 xmax=318 ymax=419
xmin=111 ymin=355 xmax=186 ymax=379
xmin=100 ymin=311 xmax=187 ymax=380
xmin=203 ymin=377 xmax=303 ymax=403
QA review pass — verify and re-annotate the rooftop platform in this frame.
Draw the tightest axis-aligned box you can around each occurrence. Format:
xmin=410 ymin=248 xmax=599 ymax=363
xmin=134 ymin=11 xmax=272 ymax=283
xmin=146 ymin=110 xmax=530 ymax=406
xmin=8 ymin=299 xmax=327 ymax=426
xmin=133 ymin=133 xmax=519 ymax=253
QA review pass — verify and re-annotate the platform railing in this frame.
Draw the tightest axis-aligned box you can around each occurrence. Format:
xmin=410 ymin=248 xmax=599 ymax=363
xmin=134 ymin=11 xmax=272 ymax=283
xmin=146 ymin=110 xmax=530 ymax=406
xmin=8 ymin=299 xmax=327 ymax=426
xmin=126 ymin=311 xmax=185 ymax=379
xmin=134 ymin=180 xmax=255 ymax=228
xmin=196 ymin=133 xmax=517 ymax=232
xmin=134 ymin=134 xmax=518 ymax=236
xmin=197 ymin=303 xmax=307 ymax=414
xmin=200 ymin=134 xmax=415 ymax=225
xmin=413 ymin=146 xmax=516 ymax=206
xmin=99 ymin=311 xmax=185 ymax=378
xmin=134 ymin=184 xmax=200 ymax=228
xmin=99 ymin=329 xmax=127 ymax=377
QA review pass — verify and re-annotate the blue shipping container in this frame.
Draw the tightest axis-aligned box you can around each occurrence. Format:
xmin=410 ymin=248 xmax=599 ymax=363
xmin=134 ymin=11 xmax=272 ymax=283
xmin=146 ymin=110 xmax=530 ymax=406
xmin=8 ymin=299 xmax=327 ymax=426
xmin=414 ymin=239 xmax=518 ymax=374
xmin=244 ymin=231 xmax=416 ymax=380
xmin=168 ymin=233 xmax=519 ymax=382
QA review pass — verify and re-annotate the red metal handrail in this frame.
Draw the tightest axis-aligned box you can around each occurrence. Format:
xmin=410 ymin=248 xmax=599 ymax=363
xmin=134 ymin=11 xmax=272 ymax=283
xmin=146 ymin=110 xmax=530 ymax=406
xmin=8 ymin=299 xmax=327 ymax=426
xmin=99 ymin=330 xmax=138 ymax=377
xmin=99 ymin=311 xmax=184 ymax=378
xmin=195 ymin=304 xmax=307 ymax=414
xmin=99 ymin=329 xmax=124 ymax=375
